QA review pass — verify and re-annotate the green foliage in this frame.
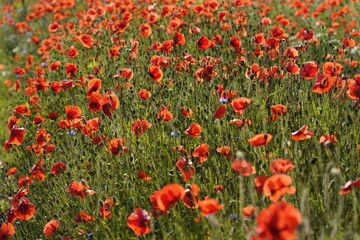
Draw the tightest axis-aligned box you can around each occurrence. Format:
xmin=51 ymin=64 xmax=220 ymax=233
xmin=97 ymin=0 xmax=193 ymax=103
xmin=0 ymin=0 xmax=359 ymax=239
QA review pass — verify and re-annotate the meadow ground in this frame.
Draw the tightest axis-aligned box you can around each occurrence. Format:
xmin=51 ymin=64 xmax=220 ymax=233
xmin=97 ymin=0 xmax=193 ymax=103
xmin=0 ymin=0 xmax=359 ymax=239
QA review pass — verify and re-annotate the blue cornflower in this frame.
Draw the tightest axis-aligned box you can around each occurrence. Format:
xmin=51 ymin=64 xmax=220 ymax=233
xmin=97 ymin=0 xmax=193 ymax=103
xmin=219 ymin=98 xmax=228 ymax=103
xmin=229 ymin=213 xmax=238 ymax=218
xmin=66 ymin=131 xmax=76 ymax=136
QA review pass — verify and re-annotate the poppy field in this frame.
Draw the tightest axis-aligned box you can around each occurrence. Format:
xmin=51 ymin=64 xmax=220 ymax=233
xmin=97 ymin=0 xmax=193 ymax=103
xmin=0 ymin=0 xmax=360 ymax=239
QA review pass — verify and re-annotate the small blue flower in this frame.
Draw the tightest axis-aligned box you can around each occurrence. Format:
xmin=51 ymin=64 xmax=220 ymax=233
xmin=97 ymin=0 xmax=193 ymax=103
xmin=229 ymin=213 xmax=238 ymax=218
xmin=66 ymin=131 xmax=76 ymax=137
xmin=88 ymin=232 xmax=93 ymax=237
xmin=219 ymin=98 xmax=228 ymax=103
xmin=41 ymin=62 xmax=47 ymax=67
xmin=170 ymin=131 xmax=181 ymax=137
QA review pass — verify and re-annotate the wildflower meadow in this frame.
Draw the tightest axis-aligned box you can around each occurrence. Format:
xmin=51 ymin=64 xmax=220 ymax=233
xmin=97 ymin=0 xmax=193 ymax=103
xmin=0 ymin=0 xmax=359 ymax=239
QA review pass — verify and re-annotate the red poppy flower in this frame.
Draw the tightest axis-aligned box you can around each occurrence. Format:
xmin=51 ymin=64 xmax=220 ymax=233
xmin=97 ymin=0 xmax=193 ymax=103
xmin=199 ymin=199 xmax=223 ymax=216
xmin=157 ymin=106 xmax=174 ymax=121
xmin=229 ymin=36 xmax=242 ymax=49
xmin=138 ymin=89 xmax=151 ymax=100
xmin=342 ymin=37 xmax=355 ymax=47
xmin=43 ymin=219 xmax=60 ymax=237
xmin=7 ymin=167 xmax=17 ymax=176
xmin=13 ymin=197 xmax=36 ymax=220
xmin=17 ymin=175 xmax=33 ymax=188
xmin=263 ymin=174 xmax=296 ymax=202
xmin=300 ymin=61 xmax=318 ymax=79
xmin=182 ymin=184 xmax=200 ymax=209
xmin=127 ymin=208 xmax=152 ymax=236
xmin=216 ymin=146 xmax=232 ymax=159
xmin=47 ymin=112 xmax=59 ymax=120
xmin=192 ymin=143 xmax=210 ymax=163
xmin=35 ymin=128 xmax=50 ymax=147
xmin=232 ymin=159 xmax=256 ymax=176
xmin=243 ymin=205 xmax=255 ymax=217
xmin=91 ymin=135 xmax=107 ymax=145
xmin=13 ymin=67 xmax=25 ymax=77
xmin=65 ymin=105 xmax=82 ymax=122
xmin=148 ymin=13 xmax=159 ymax=23
xmin=13 ymin=105 xmax=30 ymax=115
xmin=346 ymin=75 xmax=360 ymax=99
xmin=253 ymin=33 xmax=266 ymax=45
xmin=323 ymin=62 xmax=342 ymax=77
xmin=194 ymin=65 xmax=217 ymax=82
xmin=338 ymin=178 xmax=360 ymax=195
xmin=67 ymin=180 xmax=95 ymax=199
xmin=311 ymin=74 xmax=333 ymax=93
xmin=88 ymin=92 xmax=103 ymax=113
xmin=285 ymin=60 xmax=300 ymax=74
xmin=148 ymin=66 xmax=163 ymax=85
xmin=34 ymin=115 xmax=45 ymax=125
xmin=138 ymin=170 xmax=151 ymax=181
xmin=99 ymin=197 xmax=118 ymax=220
xmin=215 ymin=185 xmax=224 ymax=193
xmin=248 ymin=134 xmax=272 ymax=147
xmin=87 ymin=78 xmax=102 ymax=97
xmin=0 ymin=222 xmax=15 ymax=240
xmin=140 ymin=23 xmax=152 ymax=37
xmin=8 ymin=125 xmax=26 ymax=145
xmin=59 ymin=79 xmax=75 ymax=90
xmin=150 ymin=55 xmax=170 ymax=68
xmin=254 ymin=175 xmax=269 ymax=194
xmin=29 ymin=159 xmax=46 ymax=182
xmin=67 ymin=47 xmax=79 ymax=58
xmin=173 ymin=32 xmax=186 ymax=46
xmin=81 ymin=117 xmax=100 ymax=136
xmin=106 ymin=138 xmax=128 ymax=155
xmin=213 ymin=104 xmax=227 ymax=119
xmin=283 ymin=47 xmax=299 ymax=58
xmin=180 ymin=106 xmax=193 ymax=117
xmin=269 ymin=26 xmax=285 ymax=38
xmin=7 ymin=116 xmax=20 ymax=131
xmin=102 ymin=92 xmax=120 ymax=117
xmin=149 ymin=191 xmax=169 ymax=218
xmin=184 ymin=123 xmax=202 ymax=138
xmin=11 ymin=189 xmax=29 ymax=207
xmin=74 ymin=211 xmax=95 ymax=223
xmin=78 ymin=34 xmax=93 ymax=48
xmin=6 ymin=207 xmax=17 ymax=223
xmin=231 ymin=97 xmax=251 ymax=115
xmin=156 ymin=184 xmax=185 ymax=211
xmin=114 ymin=68 xmax=134 ymax=80
xmin=131 ymin=119 xmax=152 ymax=136
xmin=270 ymin=104 xmax=287 ymax=121
xmin=229 ymin=118 xmax=251 ymax=128
xmin=172 ymin=145 xmax=189 ymax=156
xmin=51 ymin=162 xmax=66 ymax=175
xmin=319 ymin=134 xmax=337 ymax=148
xmin=176 ymin=157 xmax=195 ymax=181
xmin=65 ymin=63 xmax=78 ymax=77
xmin=291 ymin=125 xmax=314 ymax=140
xmin=296 ymin=27 xmax=314 ymax=40
xmin=196 ymin=35 xmax=212 ymax=49
xmin=269 ymin=159 xmax=295 ymax=174
xmin=99 ymin=206 xmax=112 ymax=220
xmin=251 ymin=201 xmax=302 ymax=240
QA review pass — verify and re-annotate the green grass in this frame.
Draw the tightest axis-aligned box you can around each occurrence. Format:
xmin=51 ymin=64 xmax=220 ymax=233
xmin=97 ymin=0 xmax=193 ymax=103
xmin=0 ymin=0 xmax=359 ymax=239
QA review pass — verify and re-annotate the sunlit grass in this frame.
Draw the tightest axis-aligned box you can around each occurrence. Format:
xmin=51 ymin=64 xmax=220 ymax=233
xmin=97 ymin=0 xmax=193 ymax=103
xmin=0 ymin=0 xmax=359 ymax=239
